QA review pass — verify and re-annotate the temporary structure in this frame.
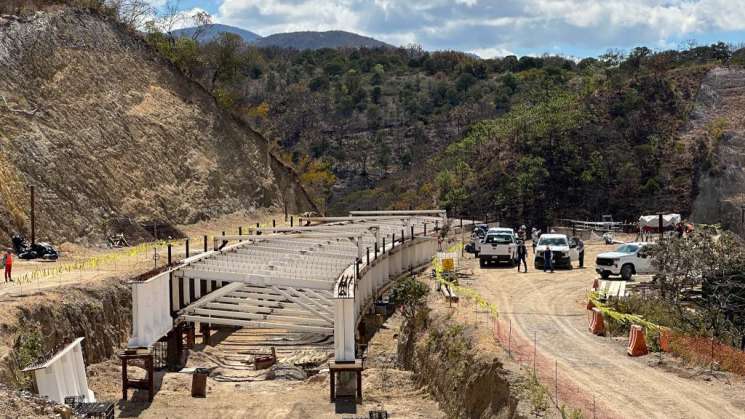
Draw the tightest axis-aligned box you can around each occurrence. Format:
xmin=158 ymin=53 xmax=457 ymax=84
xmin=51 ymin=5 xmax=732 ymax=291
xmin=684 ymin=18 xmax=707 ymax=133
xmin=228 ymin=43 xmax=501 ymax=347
xmin=639 ymin=214 xmax=681 ymax=230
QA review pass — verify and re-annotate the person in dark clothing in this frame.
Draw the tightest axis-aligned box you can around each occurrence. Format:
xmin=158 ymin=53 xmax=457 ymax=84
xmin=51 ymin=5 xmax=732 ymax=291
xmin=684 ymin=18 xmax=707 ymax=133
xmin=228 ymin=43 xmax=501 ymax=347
xmin=576 ymin=238 xmax=585 ymax=268
xmin=543 ymin=247 xmax=553 ymax=273
xmin=516 ymin=241 xmax=528 ymax=272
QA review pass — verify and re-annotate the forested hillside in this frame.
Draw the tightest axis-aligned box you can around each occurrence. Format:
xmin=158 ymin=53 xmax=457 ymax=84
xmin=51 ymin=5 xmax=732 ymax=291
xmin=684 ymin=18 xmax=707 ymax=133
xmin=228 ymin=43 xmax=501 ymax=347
xmin=146 ymin=27 xmax=743 ymax=224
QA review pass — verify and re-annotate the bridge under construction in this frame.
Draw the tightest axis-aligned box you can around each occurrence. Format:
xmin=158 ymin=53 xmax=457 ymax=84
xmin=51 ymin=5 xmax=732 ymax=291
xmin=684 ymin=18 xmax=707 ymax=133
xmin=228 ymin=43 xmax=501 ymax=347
xmin=127 ymin=210 xmax=473 ymax=365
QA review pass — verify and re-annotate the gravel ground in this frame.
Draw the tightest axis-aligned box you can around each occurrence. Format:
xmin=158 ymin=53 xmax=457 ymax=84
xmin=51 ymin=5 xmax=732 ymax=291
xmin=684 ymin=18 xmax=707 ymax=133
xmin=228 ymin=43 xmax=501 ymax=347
xmin=464 ymin=238 xmax=745 ymax=419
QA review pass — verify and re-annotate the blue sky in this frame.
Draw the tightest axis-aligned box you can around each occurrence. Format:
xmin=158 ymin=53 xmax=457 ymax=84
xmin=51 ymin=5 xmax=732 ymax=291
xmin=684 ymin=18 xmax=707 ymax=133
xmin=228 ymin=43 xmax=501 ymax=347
xmin=156 ymin=0 xmax=745 ymax=59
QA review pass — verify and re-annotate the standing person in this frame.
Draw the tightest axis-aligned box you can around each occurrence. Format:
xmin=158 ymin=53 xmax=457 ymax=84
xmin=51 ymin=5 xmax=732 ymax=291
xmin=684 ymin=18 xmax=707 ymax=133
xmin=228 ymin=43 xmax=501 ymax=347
xmin=543 ymin=246 xmax=553 ymax=273
xmin=3 ymin=249 xmax=12 ymax=283
xmin=576 ymin=237 xmax=585 ymax=268
xmin=531 ymin=228 xmax=540 ymax=253
xmin=516 ymin=240 xmax=528 ymax=273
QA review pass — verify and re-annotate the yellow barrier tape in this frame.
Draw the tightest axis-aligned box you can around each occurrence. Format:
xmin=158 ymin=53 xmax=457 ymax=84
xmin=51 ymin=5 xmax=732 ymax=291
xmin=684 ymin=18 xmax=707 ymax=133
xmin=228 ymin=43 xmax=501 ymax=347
xmin=16 ymin=240 xmax=183 ymax=284
xmin=431 ymin=242 xmax=498 ymax=318
xmin=588 ymin=291 xmax=661 ymax=333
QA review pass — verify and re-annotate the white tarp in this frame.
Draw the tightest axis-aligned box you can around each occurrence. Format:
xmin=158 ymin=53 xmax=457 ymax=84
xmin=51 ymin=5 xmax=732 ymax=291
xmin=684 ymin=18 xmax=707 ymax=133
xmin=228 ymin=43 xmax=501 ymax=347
xmin=24 ymin=337 xmax=95 ymax=403
xmin=128 ymin=271 xmax=173 ymax=348
xmin=639 ymin=214 xmax=681 ymax=229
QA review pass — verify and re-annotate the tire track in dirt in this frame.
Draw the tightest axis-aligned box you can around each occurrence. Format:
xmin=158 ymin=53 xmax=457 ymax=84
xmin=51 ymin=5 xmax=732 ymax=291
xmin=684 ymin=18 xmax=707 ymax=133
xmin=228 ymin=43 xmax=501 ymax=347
xmin=468 ymin=244 xmax=745 ymax=419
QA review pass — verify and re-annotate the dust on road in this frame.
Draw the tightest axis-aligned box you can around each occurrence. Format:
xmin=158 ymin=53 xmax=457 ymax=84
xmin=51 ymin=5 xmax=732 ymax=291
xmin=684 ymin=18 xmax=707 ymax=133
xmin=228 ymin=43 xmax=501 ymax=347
xmin=465 ymin=240 xmax=745 ymax=419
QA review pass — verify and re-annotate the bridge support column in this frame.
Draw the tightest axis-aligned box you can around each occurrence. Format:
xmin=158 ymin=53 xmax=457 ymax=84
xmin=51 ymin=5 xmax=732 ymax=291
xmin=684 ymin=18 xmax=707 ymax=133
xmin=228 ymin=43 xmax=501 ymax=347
xmin=334 ymin=297 xmax=356 ymax=362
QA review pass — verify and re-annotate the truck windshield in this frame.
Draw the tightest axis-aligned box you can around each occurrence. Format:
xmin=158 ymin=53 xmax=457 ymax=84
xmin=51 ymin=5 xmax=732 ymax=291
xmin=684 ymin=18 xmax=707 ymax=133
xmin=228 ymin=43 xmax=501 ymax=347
xmin=616 ymin=244 xmax=639 ymax=254
xmin=539 ymin=237 xmax=567 ymax=246
xmin=485 ymin=234 xmax=513 ymax=244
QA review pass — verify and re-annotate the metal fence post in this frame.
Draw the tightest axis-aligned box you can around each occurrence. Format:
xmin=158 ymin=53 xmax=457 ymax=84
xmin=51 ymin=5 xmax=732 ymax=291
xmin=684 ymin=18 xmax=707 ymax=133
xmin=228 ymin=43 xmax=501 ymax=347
xmin=167 ymin=244 xmax=172 ymax=266
xmin=185 ymin=239 xmax=190 ymax=258
xmin=203 ymin=235 xmax=208 ymax=252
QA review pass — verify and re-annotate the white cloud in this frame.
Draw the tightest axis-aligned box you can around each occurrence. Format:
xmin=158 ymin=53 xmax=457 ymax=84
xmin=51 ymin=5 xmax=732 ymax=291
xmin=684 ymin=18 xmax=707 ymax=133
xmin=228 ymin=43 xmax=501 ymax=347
xmin=209 ymin=0 xmax=745 ymax=55
xmin=468 ymin=47 xmax=516 ymax=58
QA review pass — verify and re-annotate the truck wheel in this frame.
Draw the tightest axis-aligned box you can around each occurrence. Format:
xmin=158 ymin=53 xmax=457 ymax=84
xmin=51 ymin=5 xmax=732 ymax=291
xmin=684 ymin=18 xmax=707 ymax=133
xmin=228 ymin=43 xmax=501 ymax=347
xmin=621 ymin=264 xmax=634 ymax=281
xmin=479 ymin=258 xmax=486 ymax=268
xmin=600 ymin=271 xmax=611 ymax=279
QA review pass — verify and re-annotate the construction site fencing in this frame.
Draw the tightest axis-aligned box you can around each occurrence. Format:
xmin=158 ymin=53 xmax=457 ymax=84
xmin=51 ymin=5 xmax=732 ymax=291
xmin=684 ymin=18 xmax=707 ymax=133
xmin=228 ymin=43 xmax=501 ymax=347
xmin=431 ymin=238 xmax=609 ymax=419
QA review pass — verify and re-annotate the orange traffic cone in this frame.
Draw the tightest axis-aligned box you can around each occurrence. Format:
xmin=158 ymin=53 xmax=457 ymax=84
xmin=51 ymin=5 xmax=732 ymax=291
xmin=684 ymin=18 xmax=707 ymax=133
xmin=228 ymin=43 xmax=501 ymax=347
xmin=627 ymin=325 xmax=649 ymax=356
xmin=591 ymin=278 xmax=599 ymax=290
xmin=589 ymin=307 xmax=605 ymax=335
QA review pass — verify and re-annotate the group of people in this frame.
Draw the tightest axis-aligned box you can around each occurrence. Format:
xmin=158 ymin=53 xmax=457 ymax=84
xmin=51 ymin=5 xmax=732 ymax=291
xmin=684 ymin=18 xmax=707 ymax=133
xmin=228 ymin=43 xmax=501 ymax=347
xmin=511 ymin=228 xmax=585 ymax=274
xmin=1 ymin=248 xmax=13 ymax=283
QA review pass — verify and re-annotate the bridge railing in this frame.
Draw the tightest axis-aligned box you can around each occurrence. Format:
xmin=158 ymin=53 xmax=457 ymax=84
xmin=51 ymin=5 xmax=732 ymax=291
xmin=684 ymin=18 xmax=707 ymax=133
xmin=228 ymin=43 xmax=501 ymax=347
xmin=334 ymin=234 xmax=438 ymax=361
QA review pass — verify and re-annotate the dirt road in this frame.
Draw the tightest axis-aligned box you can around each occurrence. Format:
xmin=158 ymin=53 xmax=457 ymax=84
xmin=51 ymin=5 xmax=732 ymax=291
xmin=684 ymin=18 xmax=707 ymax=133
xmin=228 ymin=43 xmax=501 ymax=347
xmin=468 ymin=241 xmax=745 ymax=419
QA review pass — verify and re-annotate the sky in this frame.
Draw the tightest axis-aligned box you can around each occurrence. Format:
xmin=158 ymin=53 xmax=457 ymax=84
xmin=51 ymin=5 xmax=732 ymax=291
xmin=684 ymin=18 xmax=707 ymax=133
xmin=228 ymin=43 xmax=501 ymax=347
xmin=152 ymin=0 xmax=745 ymax=59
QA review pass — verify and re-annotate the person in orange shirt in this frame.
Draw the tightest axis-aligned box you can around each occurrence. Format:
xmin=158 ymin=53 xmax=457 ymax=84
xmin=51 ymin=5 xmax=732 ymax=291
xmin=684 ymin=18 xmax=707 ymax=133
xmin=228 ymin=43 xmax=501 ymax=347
xmin=3 ymin=249 xmax=12 ymax=283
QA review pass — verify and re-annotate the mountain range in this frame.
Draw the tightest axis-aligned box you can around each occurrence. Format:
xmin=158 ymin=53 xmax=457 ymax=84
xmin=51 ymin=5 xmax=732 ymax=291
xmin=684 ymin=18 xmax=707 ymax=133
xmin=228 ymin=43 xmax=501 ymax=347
xmin=173 ymin=24 xmax=392 ymax=50
xmin=171 ymin=23 xmax=261 ymax=43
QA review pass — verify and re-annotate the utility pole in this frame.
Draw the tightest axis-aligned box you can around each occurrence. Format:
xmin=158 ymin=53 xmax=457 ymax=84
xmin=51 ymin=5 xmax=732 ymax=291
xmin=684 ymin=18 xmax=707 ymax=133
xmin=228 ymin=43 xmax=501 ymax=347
xmin=658 ymin=213 xmax=663 ymax=242
xmin=30 ymin=185 xmax=35 ymax=245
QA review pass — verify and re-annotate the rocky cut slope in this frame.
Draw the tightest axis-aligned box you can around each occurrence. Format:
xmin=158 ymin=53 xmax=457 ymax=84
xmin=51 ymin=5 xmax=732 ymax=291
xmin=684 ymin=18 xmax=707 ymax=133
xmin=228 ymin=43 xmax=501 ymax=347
xmin=689 ymin=67 xmax=745 ymax=236
xmin=0 ymin=9 xmax=314 ymax=244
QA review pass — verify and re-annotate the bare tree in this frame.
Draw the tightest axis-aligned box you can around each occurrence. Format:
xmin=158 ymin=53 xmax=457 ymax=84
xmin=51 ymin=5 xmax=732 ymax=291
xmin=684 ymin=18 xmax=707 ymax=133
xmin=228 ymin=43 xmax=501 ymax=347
xmin=651 ymin=231 xmax=745 ymax=344
xmin=106 ymin=0 xmax=154 ymax=29
xmin=190 ymin=10 xmax=213 ymax=41
xmin=159 ymin=0 xmax=185 ymax=38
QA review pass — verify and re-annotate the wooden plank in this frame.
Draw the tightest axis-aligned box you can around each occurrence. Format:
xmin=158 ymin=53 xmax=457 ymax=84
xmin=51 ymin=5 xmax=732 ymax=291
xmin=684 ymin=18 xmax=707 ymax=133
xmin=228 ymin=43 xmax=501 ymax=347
xmin=181 ymin=315 xmax=333 ymax=334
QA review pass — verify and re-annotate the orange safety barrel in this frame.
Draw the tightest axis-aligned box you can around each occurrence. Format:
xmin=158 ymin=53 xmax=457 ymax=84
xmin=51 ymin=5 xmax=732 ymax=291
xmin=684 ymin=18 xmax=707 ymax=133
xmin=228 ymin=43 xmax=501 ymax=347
xmin=586 ymin=299 xmax=595 ymax=310
xmin=589 ymin=307 xmax=605 ymax=335
xmin=627 ymin=325 xmax=649 ymax=357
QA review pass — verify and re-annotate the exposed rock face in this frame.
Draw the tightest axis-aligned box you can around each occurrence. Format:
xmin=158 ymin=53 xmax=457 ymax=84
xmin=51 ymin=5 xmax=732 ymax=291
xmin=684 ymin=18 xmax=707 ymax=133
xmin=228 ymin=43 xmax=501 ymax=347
xmin=689 ymin=67 xmax=745 ymax=235
xmin=0 ymin=10 xmax=314 ymax=245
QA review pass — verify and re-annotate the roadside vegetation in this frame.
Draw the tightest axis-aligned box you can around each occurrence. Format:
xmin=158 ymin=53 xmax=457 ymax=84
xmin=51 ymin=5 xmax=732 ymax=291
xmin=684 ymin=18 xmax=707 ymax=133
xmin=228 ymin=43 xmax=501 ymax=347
xmin=593 ymin=229 xmax=745 ymax=374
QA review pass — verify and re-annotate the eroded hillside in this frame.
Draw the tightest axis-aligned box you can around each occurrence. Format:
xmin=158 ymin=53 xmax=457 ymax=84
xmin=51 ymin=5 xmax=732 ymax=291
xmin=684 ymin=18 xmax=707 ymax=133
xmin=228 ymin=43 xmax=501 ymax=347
xmin=0 ymin=10 xmax=314 ymax=244
xmin=690 ymin=67 xmax=745 ymax=235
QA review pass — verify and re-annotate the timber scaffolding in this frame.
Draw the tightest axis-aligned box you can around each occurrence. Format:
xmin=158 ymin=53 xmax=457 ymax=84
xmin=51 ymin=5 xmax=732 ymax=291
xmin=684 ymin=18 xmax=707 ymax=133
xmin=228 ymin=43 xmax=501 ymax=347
xmin=127 ymin=210 xmax=476 ymax=365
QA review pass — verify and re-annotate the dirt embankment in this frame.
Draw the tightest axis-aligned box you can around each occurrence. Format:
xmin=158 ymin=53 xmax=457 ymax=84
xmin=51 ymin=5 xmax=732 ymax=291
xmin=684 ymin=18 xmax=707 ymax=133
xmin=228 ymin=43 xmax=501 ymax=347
xmin=0 ymin=279 xmax=131 ymax=388
xmin=0 ymin=9 xmax=315 ymax=246
xmin=397 ymin=308 xmax=527 ymax=419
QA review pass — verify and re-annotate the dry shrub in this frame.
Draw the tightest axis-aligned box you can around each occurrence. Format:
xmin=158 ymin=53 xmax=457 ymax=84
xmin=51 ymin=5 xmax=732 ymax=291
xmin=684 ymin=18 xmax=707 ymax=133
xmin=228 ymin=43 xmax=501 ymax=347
xmin=670 ymin=335 xmax=745 ymax=375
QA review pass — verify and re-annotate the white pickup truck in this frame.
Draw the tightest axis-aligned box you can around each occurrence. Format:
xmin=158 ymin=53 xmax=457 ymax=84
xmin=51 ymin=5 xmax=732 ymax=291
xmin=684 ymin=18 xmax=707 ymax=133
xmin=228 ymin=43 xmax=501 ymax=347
xmin=595 ymin=242 xmax=654 ymax=280
xmin=534 ymin=234 xmax=577 ymax=269
xmin=478 ymin=230 xmax=517 ymax=267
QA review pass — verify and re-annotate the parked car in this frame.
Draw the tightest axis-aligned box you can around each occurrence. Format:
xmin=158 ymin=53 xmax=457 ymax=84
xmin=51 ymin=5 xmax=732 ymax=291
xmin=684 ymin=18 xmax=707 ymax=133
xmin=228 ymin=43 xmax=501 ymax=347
xmin=534 ymin=234 xmax=577 ymax=269
xmin=479 ymin=230 xmax=517 ymax=267
xmin=595 ymin=242 xmax=653 ymax=280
